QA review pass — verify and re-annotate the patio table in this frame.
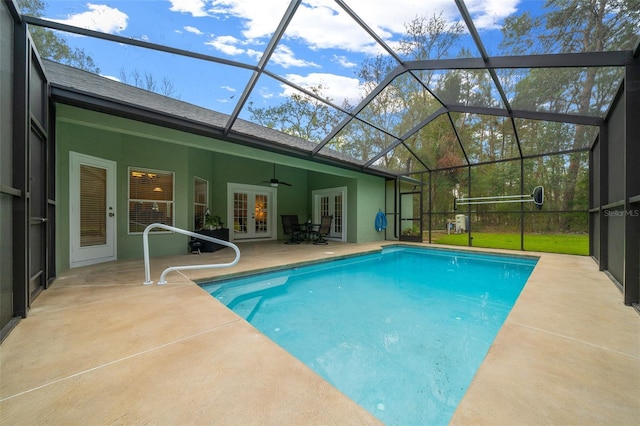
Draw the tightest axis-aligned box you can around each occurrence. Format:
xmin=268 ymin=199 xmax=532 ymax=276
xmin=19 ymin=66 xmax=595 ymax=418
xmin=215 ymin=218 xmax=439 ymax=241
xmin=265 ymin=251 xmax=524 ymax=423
xmin=298 ymin=222 xmax=320 ymax=242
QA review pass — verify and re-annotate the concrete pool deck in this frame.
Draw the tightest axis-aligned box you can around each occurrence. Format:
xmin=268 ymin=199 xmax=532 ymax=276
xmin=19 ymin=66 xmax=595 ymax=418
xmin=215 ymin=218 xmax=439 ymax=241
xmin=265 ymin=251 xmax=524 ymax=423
xmin=1 ymin=241 xmax=638 ymax=424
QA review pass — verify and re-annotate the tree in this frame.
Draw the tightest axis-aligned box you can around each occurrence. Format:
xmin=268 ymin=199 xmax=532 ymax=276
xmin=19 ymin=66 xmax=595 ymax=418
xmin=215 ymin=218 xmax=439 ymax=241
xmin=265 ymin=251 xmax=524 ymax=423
xmin=119 ymin=69 xmax=180 ymax=98
xmin=247 ymin=84 xmax=345 ymax=143
xmin=247 ymin=13 xmax=465 ymax=169
xmin=17 ymin=0 xmax=100 ymax=73
xmin=17 ymin=0 xmax=181 ymax=98
xmin=500 ymin=0 xmax=640 ymax=229
xmin=354 ymin=14 xmax=466 ymax=171
xmin=398 ymin=13 xmax=465 ymax=86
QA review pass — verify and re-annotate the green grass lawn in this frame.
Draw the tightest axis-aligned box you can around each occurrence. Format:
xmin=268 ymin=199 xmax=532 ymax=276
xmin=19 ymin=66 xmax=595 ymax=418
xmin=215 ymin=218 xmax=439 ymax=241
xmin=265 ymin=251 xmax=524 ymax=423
xmin=431 ymin=232 xmax=589 ymax=255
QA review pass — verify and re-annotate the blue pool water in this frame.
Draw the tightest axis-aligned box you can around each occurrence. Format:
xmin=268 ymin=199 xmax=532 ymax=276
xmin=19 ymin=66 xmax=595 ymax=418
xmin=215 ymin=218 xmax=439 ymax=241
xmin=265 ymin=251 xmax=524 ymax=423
xmin=201 ymin=247 xmax=537 ymax=425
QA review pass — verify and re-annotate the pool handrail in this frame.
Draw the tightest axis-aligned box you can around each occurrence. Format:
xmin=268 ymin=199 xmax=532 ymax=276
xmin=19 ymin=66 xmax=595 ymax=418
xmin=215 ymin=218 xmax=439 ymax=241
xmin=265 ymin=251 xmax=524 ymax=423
xmin=142 ymin=223 xmax=240 ymax=285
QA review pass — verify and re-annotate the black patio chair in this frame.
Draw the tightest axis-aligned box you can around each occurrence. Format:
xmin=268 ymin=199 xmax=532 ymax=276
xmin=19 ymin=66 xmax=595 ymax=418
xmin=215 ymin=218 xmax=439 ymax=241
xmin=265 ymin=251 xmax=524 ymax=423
xmin=312 ymin=215 xmax=333 ymax=245
xmin=281 ymin=214 xmax=302 ymax=244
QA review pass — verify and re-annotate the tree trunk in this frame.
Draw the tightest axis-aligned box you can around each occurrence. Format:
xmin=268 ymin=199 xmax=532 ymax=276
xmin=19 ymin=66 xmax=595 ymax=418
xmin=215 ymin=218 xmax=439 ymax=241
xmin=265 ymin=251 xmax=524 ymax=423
xmin=559 ymin=0 xmax=605 ymax=230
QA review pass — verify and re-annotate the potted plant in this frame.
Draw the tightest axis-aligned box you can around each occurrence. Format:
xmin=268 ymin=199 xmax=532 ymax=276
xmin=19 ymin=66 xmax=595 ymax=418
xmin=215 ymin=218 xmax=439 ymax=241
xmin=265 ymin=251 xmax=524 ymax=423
xmin=197 ymin=212 xmax=228 ymax=252
xmin=202 ymin=213 xmax=223 ymax=230
xmin=400 ymin=226 xmax=422 ymax=242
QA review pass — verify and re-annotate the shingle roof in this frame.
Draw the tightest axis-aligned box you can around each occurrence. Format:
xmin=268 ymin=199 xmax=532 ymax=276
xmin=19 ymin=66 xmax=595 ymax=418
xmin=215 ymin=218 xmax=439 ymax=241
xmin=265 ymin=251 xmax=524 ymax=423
xmin=44 ymin=59 xmax=370 ymax=173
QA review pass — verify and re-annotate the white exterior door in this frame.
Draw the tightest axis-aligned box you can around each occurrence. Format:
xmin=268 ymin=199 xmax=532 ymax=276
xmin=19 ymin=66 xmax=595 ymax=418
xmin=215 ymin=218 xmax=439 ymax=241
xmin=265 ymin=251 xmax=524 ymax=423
xmin=228 ymin=183 xmax=276 ymax=241
xmin=312 ymin=186 xmax=346 ymax=241
xmin=69 ymin=152 xmax=117 ymax=267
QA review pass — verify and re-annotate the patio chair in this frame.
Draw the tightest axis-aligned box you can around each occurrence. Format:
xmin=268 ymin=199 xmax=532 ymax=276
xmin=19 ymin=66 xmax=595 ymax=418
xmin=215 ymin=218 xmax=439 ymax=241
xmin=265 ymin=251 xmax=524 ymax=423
xmin=281 ymin=214 xmax=302 ymax=244
xmin=312 ymin=215 xmax=333 ymax=245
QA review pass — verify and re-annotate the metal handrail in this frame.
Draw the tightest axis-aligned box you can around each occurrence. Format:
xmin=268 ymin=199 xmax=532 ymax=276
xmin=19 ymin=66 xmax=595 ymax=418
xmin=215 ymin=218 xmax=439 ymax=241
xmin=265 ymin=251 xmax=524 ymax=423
xmin=142 ymin=223 xmax=240 ymax=285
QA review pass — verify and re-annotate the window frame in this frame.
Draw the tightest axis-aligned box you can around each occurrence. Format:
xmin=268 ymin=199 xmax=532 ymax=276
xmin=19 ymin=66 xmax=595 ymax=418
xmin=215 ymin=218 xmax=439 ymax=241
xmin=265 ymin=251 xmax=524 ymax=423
xmin=194 ymin=176 xmax=209 ymax=230
xmin=128 ymin=166 xmax=175 ymax=234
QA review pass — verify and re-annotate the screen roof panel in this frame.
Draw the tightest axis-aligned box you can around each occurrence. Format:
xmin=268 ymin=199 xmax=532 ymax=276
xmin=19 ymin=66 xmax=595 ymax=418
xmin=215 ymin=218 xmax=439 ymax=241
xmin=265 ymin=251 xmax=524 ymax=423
xmin=29 ymin=0 xmax=292 ymax=65
xmin=319 ymin=118 xmax=395 ymax=164
xmin=266 ymin=0 xmax=397 ymax=113
xmin=451 ymin=113 xmax=520 ymax=164
xmin=368 ymin=144 xmax=430 ymax=175
xmin=235 ymin=73 xmax=349 ymax=145
xmin=344 ymin=0 xmax=484 ymax=62
xmin=38 ymin=27 xmax=254 ymax=116
xmin=21 ymin=0 xmax=639 ymax=178
xmin=494 ymin=0 xmax=640 ymax=57
xmin=514 ymin=118 xmax=599 ymax=157
xmin=425 ymin=68 xmax=505 ymax=109
xmin=354 ymin=71 xmax=443 ymax=140
xmin=496 ymin=67 xmax=626 ymax=118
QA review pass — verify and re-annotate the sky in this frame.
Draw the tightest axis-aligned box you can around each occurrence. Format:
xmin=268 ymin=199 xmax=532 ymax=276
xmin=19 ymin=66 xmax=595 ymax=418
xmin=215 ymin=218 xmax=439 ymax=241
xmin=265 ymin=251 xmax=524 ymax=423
xmin=36 ymin=0 xmax=530 ymax=119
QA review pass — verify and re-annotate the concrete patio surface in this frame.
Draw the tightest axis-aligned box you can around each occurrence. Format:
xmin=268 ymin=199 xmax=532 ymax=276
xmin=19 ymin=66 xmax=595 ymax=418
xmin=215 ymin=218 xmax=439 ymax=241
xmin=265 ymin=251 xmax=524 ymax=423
xmin=1 ymin=240 xmax=638 ymax=425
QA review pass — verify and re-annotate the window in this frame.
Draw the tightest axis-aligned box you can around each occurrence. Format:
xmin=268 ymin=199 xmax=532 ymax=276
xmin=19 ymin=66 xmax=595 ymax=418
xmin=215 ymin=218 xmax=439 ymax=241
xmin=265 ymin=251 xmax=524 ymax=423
xmin=234 ymin=192 xmax=248 ymax=234
xmin=194 ymin=177 xmax=208 ymax=229
xmin=80 ymin=164 xmax=107 ymax=246
xmin=128 ymin=167 xmax=174 ymax=233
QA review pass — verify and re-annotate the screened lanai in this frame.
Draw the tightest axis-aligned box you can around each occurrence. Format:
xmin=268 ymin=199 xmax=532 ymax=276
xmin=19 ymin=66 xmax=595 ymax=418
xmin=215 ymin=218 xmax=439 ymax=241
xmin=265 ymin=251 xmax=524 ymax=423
xmin=18 ymin=0 xmax=639 ymax=246
xmin=2 ymin=0 xmax=639 ymax=332
xmin=19 ymin=0 xmax=638 ymax=173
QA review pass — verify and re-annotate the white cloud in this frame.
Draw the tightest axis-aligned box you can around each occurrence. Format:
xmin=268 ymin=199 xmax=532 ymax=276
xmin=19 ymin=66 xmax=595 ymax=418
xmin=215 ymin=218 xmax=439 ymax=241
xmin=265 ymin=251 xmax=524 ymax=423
xmin=465 ymin=0 xmax=520 ymax=30
xmin=206 ymin=0 xmax=291 ymax=39
xmin=333 ymin=0 xmax=457 ymax=36
xmin=284 ymin=1 xmax=387 ymax=56
xmin=270 ymin=45 xmax=319 ymax=69
xmin=257 ymin=87 xmax=275 ymax=99
xmin=332 ymin=55 xmax=357 ymax=68
xmin=188 ymin=0 xmax=380 ymax=66
xmin=197 ymin=0 xmax=520 ymax=57
xmin=168 ymin=0 xmax=209 ymax=17
xmin=163 ymin=0 xmax=524 ymax=109
xmin=343 ymin=0 xmax=519 ymax=34
xmin=246 ymin=49 xmax=262 ymax=61
xmin=204 ymin=35 xmax=317 ymax=69
xmin=51 ymin=3 xmax=128 ymax=33
xmin=214 ymin=34 xmax=241 ymax=45
xmin=184 ymin=26 xmax=204 ymax=35
xmin=205 ymin=35 xmax=246 ymax=56
xmin=282 ymin=72 xmax=362 ymax=106
xmin=216 ymin=85 xmax=237 ymax=102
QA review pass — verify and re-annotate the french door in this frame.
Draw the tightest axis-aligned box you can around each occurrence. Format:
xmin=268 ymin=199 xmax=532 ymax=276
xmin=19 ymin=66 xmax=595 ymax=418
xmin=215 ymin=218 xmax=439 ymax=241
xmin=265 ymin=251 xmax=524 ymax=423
xmin=312 ymin=187 xmax=346 ymax=241
xmin=69 ymin=152 xmax=117 ymax=267
xmin=228 ymin=183 xmax=276 ymax=241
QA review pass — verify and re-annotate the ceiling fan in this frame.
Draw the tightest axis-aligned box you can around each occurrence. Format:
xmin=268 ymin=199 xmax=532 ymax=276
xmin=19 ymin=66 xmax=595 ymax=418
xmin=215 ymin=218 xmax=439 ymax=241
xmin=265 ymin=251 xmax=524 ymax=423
xmin=262 ymin=164 xmax=292 ymax=187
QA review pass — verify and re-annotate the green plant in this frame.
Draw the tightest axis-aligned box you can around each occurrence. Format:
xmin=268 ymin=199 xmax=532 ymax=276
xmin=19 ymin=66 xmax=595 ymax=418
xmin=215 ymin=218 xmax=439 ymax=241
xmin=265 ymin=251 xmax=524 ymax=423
xmin=202 ymin=213 xmax=223 ymax=230
xmin=401 ymin=226 xmax=421 ymax=237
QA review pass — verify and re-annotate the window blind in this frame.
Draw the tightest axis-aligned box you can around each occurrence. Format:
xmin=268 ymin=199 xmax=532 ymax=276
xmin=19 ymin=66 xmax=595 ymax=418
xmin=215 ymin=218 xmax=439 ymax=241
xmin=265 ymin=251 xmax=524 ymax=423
xmin=80 ymin=164 xmax=106 ymax=246
xmin=129 ymin=168 xmax=174 ymax=233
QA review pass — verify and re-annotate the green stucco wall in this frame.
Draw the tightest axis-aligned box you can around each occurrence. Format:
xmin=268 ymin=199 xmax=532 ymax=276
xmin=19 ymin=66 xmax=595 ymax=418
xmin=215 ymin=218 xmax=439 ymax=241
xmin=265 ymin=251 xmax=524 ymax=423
xmin=355 ymin=174 xmax=388 ymax=242
xmin=55 ymin=104 xmax=387 ymax=273
xmin=56 ymin=114 xmax=202 ymax=267
xmin=210 ymin=153 xmax=310 ymax=232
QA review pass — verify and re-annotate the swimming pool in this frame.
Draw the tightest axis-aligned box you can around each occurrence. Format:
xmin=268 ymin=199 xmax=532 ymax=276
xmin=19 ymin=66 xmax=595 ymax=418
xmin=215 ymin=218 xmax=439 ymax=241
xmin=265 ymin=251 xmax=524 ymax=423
xmin=201 ymin=246 xmax=537 ymax=425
